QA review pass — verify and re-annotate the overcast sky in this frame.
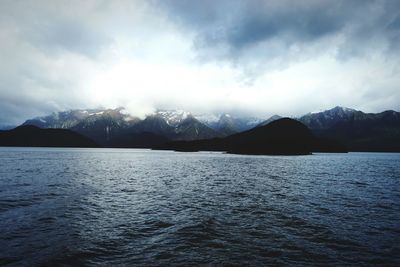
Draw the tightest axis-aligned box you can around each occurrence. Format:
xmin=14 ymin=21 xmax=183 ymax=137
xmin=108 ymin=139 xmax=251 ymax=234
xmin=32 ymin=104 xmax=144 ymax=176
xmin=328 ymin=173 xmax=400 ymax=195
xmin=0 ymin=0 xmax=399 ymax=124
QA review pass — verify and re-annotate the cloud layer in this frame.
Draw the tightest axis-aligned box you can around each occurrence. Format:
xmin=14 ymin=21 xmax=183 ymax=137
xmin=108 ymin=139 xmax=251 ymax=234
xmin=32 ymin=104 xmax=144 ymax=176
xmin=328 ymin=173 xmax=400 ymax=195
xmin=0 ymin=0 xmax=399 ymax=125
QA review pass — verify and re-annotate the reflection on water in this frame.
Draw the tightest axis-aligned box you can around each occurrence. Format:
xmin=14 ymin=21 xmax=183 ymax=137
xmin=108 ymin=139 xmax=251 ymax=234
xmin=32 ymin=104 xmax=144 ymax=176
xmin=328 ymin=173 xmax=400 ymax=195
xmin=0 ymin=148 xmax=399 ymax=266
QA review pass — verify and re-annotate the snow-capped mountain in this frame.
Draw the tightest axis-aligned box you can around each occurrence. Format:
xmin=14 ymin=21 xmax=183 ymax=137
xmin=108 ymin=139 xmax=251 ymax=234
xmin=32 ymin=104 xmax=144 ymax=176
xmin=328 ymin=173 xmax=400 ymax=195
xmin=195 ymin=113 xmax=264 ymax=134
xmin=138 ymin=112 xmax=220 ymax=140
xmin=130 ymin=114 xmax=177 ymax=139
xmin=155 ymin=110 xmax=191 ymax=127
xmin=193 ymin=113 xmax=220 ymax=126
xmin=22 ymin=108 xmax=138 ymax=129
xmin=175 ymin=115 xmax=222 ymax=140
xmin=23 ymin=108 xmax=140 ymax=145
xmin=154 ymin=110 xmax=265 ymax=136
xmin=22 ymin=108 xmax=224 ymax=145
xmin=257 ymin=106 xmax=360 ymax=130
xmin=70 ymin=108 xmax=140 ymax=145
xmin=22 ymin=108 xmax=266 ymax=145
xmin=298 ymin=106 xmax=358 ymax=130
xmin=23 ymin=109 xmax=92 ymax=129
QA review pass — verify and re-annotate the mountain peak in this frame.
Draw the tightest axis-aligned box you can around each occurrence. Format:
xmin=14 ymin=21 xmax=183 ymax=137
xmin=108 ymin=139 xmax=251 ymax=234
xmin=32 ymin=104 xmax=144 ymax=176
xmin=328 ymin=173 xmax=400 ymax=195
xmin=309 ymin=106 xmax=356 ymax=115
xmin=220 ymin=113 xmax=231 ymax=118
xmin=155 ymin=109 xmax=192 ymax=127
xmin=331 ymin=106 xmax=356 ymax=113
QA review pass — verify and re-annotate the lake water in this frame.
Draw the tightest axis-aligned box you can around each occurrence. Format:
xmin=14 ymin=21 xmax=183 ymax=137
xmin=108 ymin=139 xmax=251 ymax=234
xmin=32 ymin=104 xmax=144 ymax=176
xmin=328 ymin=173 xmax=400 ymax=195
xmin=0 ymin=147 xmax=399 ymax=266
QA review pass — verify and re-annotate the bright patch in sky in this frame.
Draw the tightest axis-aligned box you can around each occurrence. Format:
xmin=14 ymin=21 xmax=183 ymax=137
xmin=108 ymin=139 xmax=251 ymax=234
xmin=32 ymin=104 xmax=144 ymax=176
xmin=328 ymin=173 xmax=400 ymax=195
xmin=0 ymin=0 xmax=399 ymax=124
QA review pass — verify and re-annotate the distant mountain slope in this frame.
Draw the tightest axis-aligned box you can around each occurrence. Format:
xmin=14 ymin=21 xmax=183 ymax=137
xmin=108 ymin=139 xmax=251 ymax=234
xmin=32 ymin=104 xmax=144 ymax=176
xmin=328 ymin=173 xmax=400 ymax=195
xmin=22 ymin=108 xmax=140 ymax=146
xmin=0 ymin=124 xmax=16 ymax=130
xmin=0 ymin=126 xmax=98 ymax=147
xmin=213 ymin=114 xmax=244 ymax=136
xmin=157 ymin=110 xmax=263 ymax=137
xmin=129 ymin=115 xmax=177 ymax=139
xmin=71 ymin=109 xmax=140 ymax=146
xmin=175 ymin=115 xmax=222 ymax=140
xmin=315 ymin=110 xmax=400 ymax=152
xmin=196 ymin=113 xmax=264 ymax=136
xmin=157 ymin=118 xmax=346 ymax=155
xmin=22 ymin=109 xmax=101 ymax=129
xmin=299 ymin=107 xmax=400 ymax=152
xmin=156 ymin=110 xmax=191 ymax=127
xmin=298 ymin=106 xmax=358 ymax=130
xmin=257 ymin=115 xmax=282 ymax=127
xmin=132 ymin=114 xmax=220 ymax=141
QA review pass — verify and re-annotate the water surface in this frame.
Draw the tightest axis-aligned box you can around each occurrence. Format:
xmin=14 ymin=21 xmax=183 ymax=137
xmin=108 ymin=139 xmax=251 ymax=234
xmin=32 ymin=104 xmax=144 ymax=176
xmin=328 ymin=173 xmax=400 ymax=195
xmin=0 ymin=148 xmax=399 ymax=266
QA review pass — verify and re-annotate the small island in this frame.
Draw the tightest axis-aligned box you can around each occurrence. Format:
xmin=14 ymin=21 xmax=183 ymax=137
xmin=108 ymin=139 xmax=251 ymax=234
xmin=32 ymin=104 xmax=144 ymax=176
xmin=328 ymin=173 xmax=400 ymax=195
xmin=156 ymin=118 xmax=347 ymax=155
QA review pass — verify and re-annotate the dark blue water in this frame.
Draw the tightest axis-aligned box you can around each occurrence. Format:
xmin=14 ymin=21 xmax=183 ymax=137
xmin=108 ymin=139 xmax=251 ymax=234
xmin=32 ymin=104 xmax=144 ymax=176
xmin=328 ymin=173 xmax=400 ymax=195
xmin=0 ymin=148 xmax=399 ymax=266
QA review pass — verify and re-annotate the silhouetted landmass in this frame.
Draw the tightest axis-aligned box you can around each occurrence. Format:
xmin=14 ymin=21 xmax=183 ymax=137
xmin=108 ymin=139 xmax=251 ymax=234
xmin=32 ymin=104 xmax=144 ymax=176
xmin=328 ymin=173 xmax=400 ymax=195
xmin=0 ymin=125 xmax=98 ymax=148
xmin=156 ymin=118 xmax=347 ymax=155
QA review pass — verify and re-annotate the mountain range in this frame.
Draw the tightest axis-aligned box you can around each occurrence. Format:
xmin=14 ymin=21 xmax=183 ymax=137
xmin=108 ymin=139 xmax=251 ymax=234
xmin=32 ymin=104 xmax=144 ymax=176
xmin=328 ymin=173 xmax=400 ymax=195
xmin=12 ymin=106 xmax=400 ymax=152
xmin=298 ymin=107 xmax=400 ymax=152
xmin=21 ymin=108 xmax=263 ymax=146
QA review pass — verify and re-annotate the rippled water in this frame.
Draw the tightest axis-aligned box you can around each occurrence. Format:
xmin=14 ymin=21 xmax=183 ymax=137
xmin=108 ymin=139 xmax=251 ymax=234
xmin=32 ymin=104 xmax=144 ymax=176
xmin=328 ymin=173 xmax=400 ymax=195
xmin=0 ymin=148 xmax=399 ymax=266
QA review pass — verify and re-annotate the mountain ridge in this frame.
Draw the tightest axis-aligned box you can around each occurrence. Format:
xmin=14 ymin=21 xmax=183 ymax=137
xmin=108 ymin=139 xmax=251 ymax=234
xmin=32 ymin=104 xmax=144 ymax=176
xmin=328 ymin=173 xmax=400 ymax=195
xmin=18 ymin=106 xmax=400 ymax=151
xmin=21 ymin=108 xmax=263 ymax=145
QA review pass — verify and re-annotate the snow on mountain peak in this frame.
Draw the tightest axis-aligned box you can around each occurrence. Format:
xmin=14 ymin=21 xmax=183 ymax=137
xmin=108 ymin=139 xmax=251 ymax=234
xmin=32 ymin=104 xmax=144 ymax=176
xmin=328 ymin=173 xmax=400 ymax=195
xmin=194 ymin=113 xmax=220 ymax=125
xmin=308 ymin=106 xmax=356 ymax=116
xmin=155 ymin=109 xmax=192 ymax=126
xmin=330 ymin=106 xmax=356 ymax=113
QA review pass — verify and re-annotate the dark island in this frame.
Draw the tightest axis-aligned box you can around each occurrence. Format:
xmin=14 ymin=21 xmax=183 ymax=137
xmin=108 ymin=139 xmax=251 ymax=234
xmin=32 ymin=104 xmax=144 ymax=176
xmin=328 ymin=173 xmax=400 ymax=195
xmin=0 ymin=125 xmax=99 ymax=148
xmin=155 ymin=118 xmax=347 ymax=155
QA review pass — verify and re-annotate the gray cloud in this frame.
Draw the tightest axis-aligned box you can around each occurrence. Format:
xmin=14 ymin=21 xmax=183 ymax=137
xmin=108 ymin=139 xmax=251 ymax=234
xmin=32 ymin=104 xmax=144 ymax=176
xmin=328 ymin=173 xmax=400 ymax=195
xmin=1 ymin=0 xmax=111 ymax=58
xmin=28 ymin=18 xmax=110 ymax=58
xmin=157 ymin=0 xmax=400 ymax=64
xmin=0 ymin=0 xmax=399 ymax=125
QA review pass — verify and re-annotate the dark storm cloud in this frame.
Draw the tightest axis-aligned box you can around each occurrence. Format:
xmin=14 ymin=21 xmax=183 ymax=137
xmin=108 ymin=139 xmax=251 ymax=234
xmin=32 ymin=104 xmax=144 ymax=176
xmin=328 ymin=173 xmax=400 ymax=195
xmin=157 ymin=0 xmax=400 ymax=62
xmin=208 ymin=1 xmax=345 ymax=48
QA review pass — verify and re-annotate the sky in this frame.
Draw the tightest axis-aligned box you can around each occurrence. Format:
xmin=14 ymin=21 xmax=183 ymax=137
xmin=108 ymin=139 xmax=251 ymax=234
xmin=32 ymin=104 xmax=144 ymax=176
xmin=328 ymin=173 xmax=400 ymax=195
xmin=0 ymin=0 xmax=399 ymax=125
